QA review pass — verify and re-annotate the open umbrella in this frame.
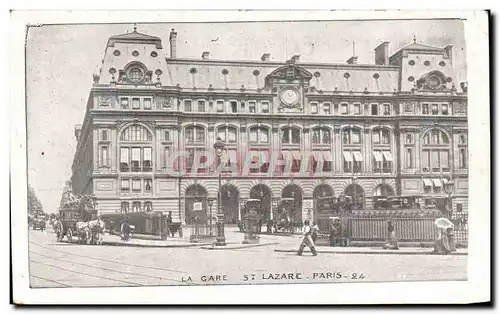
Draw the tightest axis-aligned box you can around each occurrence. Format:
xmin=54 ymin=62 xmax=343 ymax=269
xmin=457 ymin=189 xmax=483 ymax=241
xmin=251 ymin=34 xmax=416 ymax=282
xmin=434 ymin=217 xmax=453 ymax=229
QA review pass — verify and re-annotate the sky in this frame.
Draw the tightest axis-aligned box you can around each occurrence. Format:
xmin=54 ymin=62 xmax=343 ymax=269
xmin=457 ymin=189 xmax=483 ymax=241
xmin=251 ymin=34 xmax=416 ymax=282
xmin=26 ymin=19 xmax=467 ymax=213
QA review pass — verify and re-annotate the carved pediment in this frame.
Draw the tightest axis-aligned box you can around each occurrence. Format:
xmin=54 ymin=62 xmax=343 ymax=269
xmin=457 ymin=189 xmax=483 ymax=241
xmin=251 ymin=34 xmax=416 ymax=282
xmin=266 ymin=63 xmax=313 ymax=83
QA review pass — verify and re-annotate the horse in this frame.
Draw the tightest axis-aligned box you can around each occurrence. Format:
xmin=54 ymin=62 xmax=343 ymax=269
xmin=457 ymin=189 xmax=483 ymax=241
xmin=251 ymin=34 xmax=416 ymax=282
xmin=88 ymin=219 xmax=105 ymax=245
xmin=75 ymin=221 xmax=91 ymax=244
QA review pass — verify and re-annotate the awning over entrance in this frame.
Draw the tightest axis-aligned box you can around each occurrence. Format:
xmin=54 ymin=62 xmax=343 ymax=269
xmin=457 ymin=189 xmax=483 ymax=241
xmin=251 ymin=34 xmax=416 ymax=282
xmin=343 ymin=151 xmax=353 ymax=162
xmin=423 ymin=179 xmax=433 ymax=187
xmin=433 ymin=178 xmax=442 ymax=187
xmin=353 ymin=151 xmax=363 ymax=162
xmin=322 ymin=151 xmax=333 ymax=162
xmin=373 ymin=151 xmax=383 ymax=162
xmin=382 ymin=151 xmax=394 ymax=162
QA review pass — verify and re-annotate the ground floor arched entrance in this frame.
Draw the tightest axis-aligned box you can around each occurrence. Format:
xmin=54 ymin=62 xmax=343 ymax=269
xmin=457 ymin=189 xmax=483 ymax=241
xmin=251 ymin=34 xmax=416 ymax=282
xmin=313 ymin=184 xmax=334 ymax=217
xmin=185 ymin=184 xmax=208 ymax=224
xmin=344 ymin=184 xmax=364 ymax=210
xmin=221 ymin=184 xmax=240 ymax=225
xmin=248 ymin=184 xmax=272 ymax=220
xmin=281 ymin=184 xmax=303 ymax=225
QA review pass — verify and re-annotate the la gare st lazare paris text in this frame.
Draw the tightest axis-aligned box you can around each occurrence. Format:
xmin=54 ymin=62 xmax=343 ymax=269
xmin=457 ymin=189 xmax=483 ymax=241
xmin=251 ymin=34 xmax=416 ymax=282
xmin=181 ymin=272 xmax=366 ymax=283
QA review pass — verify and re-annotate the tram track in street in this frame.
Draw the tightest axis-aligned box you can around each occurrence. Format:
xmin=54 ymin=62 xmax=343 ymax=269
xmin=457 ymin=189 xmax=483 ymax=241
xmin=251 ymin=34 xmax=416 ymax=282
xmin=29 ymin=274 xmax=72 ymax=288
xmin=29 ymin=240 xmax=189 ymax=275
xmin=29 ymin=250 xmax=187 ymax=285
xmin=30 ymin=259 xmax=143 ymax=286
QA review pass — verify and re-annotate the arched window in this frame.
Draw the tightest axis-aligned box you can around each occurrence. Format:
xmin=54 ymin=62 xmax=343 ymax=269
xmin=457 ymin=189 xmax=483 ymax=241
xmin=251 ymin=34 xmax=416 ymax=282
xmin=423 ymin=129 xmax=449 ymax=145
xmin=120 ymin=125 xmax=152 ymax=142
xmin=281 ymin=127 xmax=301 ymax=144
xmin=217 ymin=126 xmax=237 ymax=144
xmin=119 ymin=124 xmax=153 ymax=172
xmin=249 ymin=127 xmax=269 ymax=144
xmin=185 ymin=126 xmax=206 ymax=144
xmin=372 ymin=128 xmax=390 ymax=145
xmin=421 ymin=129 xmax=450 ymax=173
xmin=312 ymin=127 xmax=331 ymax=144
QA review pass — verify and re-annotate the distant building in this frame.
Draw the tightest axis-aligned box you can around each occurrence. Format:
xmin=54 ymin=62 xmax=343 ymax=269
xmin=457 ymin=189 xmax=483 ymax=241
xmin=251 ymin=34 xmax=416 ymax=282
xmin=70 ymin=27 xmax=468 ymax=234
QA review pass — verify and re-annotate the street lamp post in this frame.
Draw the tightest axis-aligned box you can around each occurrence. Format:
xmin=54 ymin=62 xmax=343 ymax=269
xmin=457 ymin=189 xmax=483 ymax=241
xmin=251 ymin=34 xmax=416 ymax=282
xmin=208 ymin=198 xmax=215 ymax=236
xmin=291 ymin=190 xmax=295 ymax=234
xmin=214 ymin=136 xmax=226 ymax=246
xmin=444 ymin=178 xmax=455 ymax=218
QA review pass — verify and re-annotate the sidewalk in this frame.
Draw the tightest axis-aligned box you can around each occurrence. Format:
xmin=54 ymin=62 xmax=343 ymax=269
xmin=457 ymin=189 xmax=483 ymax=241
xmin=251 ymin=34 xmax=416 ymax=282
xmin=102 ymin=226 xmax=288 ymax=249
xmin=274 ymin=245 xmax=468 ymax=256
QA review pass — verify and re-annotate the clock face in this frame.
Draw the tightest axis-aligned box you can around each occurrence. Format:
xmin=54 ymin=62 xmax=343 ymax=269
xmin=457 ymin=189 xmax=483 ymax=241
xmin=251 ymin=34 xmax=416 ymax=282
xmin=280 ymin=88 xmax=299 ymax=106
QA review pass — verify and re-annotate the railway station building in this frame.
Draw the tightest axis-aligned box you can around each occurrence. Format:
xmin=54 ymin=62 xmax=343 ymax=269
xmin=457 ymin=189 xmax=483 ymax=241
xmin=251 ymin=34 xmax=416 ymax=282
xmin=69 ymin=27 xmax=468 ymax=234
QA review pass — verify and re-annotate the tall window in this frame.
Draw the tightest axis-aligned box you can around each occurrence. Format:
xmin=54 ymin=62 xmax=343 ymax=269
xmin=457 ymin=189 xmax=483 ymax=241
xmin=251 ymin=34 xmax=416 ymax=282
xmin=382 ymin=104 xmax=391 ymax=115
xmin=120 ymin=98 xmax=129 ymax=109
xmin=353 ymin=103 xmax=361 ymax=115
xmin=249 ymin=127 xmax=269 ymax=144
xmin=342 ymin=127 xmax=363 ymax=173
xmin=100 ymin=146 xmax=109 ymax=167
xmin=248 ymin=101 xmax=256 ymax=113
xmin=371 ymin=104 xmax=379 ymax=115
xmin=132 ymin=201 xmax=141 ymax=212
xmin=121 ymin=202 xmax=129 ymax=214
xmin=120 ymin=179 xmax=130 ymax=192
xmin=281 ymin=127 xmax=301 ymax=144
xmin=261 ymin=101 xmax=270 ymax=113
xmin=312 ymin=127 xmax=331 ymax=144
xmin=119 ymin=124 xmax=153 ymax=172
xmin=458 ymin=132 xmax=468 ymax=169
xmin=184 ymin=100 xmax=192 ymax=112
xmin=197 ymin=100 xmax=206 ymax=112
xmin=230 ymin=101 xmax=238 ymax=113
xmin=144 ymin=179 xmax=152 ymax=192
xmin=217 ymin=126 xmax=237 ymax=144
xmin=216 ymin=100 xmax=225 ymax=112
xmin=132 ymin=98 xmax=140 ymax=110
xmin=132 ymin=179 xmax=141 ymax=192
xmin=144 ymin=98 xmax=152 ymax=110
xmin=185 ymin=126 xmax=205 ymax=144
xmin=422 ymin=129 xmax=450 ymax=173
xmin=342 ymin=128 xmax=361 ymax=145
xmin=323 ymin=103 xmax=331 ymax=115
xmin=340 ymin=103 xmax=348 ymax=115
xmin=372 ymin=128 xmax=391 ymax=145
xmin=311 ymin=102 xmax=318 ymax=114
xmin=144 ymin=201 xmax=153 ymax=212
xmin=373 ymin=151 xmax=393 ymax=173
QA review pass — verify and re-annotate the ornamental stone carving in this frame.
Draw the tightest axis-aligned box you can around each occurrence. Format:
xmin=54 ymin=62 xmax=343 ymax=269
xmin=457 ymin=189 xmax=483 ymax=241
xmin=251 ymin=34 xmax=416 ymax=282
xmin=98 ymin=95 xmax=112 ymax=107
xmin=155 ymin=96 xmax=173 ymax=109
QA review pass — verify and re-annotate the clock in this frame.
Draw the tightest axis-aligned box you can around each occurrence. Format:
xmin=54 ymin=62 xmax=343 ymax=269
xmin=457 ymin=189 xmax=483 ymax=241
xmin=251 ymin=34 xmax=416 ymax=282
xmin=279 ymin=87 xmax=300 ymax=106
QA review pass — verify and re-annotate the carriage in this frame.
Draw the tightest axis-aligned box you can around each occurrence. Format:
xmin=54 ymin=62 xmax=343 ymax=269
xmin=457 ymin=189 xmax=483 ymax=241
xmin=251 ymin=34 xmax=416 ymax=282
xmin=31 ymin=210 xmax=47 ymax=231
xmin=55 ymin=194 xmax=104 ymax=245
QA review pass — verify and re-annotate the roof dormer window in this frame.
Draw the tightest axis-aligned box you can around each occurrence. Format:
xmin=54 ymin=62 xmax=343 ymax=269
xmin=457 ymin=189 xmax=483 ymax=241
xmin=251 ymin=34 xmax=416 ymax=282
xmin=129 ymin=68 xmax=144 ymax=82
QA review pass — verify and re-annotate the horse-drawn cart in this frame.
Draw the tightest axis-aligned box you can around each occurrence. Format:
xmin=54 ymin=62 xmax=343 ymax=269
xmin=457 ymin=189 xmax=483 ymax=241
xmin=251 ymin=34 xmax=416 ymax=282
xmin=55 ymin=194 xmax=104 ymax=245
xmin=31 ymin=210 xmax=47 ymax=231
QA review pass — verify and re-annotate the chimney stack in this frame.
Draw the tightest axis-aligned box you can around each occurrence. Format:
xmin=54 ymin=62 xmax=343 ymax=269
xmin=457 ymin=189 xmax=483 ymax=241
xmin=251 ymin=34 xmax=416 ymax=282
xmin=374 ymin=41 xmax=390 ymax=65
xmin=347 ymin=56 xmax=358 ymax=64
xmin=74 ymin=125 xmax=82 ymax=142
xmin=201 ymin=51 xmax=210 ymax=60
xmin=169 ymin=29 xmax=178 ymax=58
xmin=444 ymin=45 xmax=453 ymax=64
xmin=261 ymin=53 xmax=270 ymax=62
xmin=290 ymin=54 xmax=300 ymax=63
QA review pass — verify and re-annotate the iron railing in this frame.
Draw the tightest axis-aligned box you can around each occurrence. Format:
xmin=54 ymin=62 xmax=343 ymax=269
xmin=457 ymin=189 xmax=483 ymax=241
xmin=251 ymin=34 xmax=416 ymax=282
xmin=316 ymin=210 xmax=468 ymax=244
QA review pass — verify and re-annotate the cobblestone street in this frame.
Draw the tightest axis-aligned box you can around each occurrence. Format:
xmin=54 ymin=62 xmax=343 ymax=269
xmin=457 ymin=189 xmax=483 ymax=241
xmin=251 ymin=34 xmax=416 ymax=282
xmin=28 ymin=228 xmax=467 ymax=288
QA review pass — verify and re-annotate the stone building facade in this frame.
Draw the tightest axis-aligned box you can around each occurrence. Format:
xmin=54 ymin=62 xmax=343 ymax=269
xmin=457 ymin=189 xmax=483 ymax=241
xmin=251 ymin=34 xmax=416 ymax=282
xmin=70 ymin=28 xmax=468 ymax=233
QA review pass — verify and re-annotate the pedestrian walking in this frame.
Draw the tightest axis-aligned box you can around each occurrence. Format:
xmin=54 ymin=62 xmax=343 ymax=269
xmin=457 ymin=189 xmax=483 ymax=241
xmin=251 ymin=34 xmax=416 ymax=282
xmin=297 ymin=220 xmax=318 ymax=256
xmin=311 ymin=221 xmax=319 ymax=243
